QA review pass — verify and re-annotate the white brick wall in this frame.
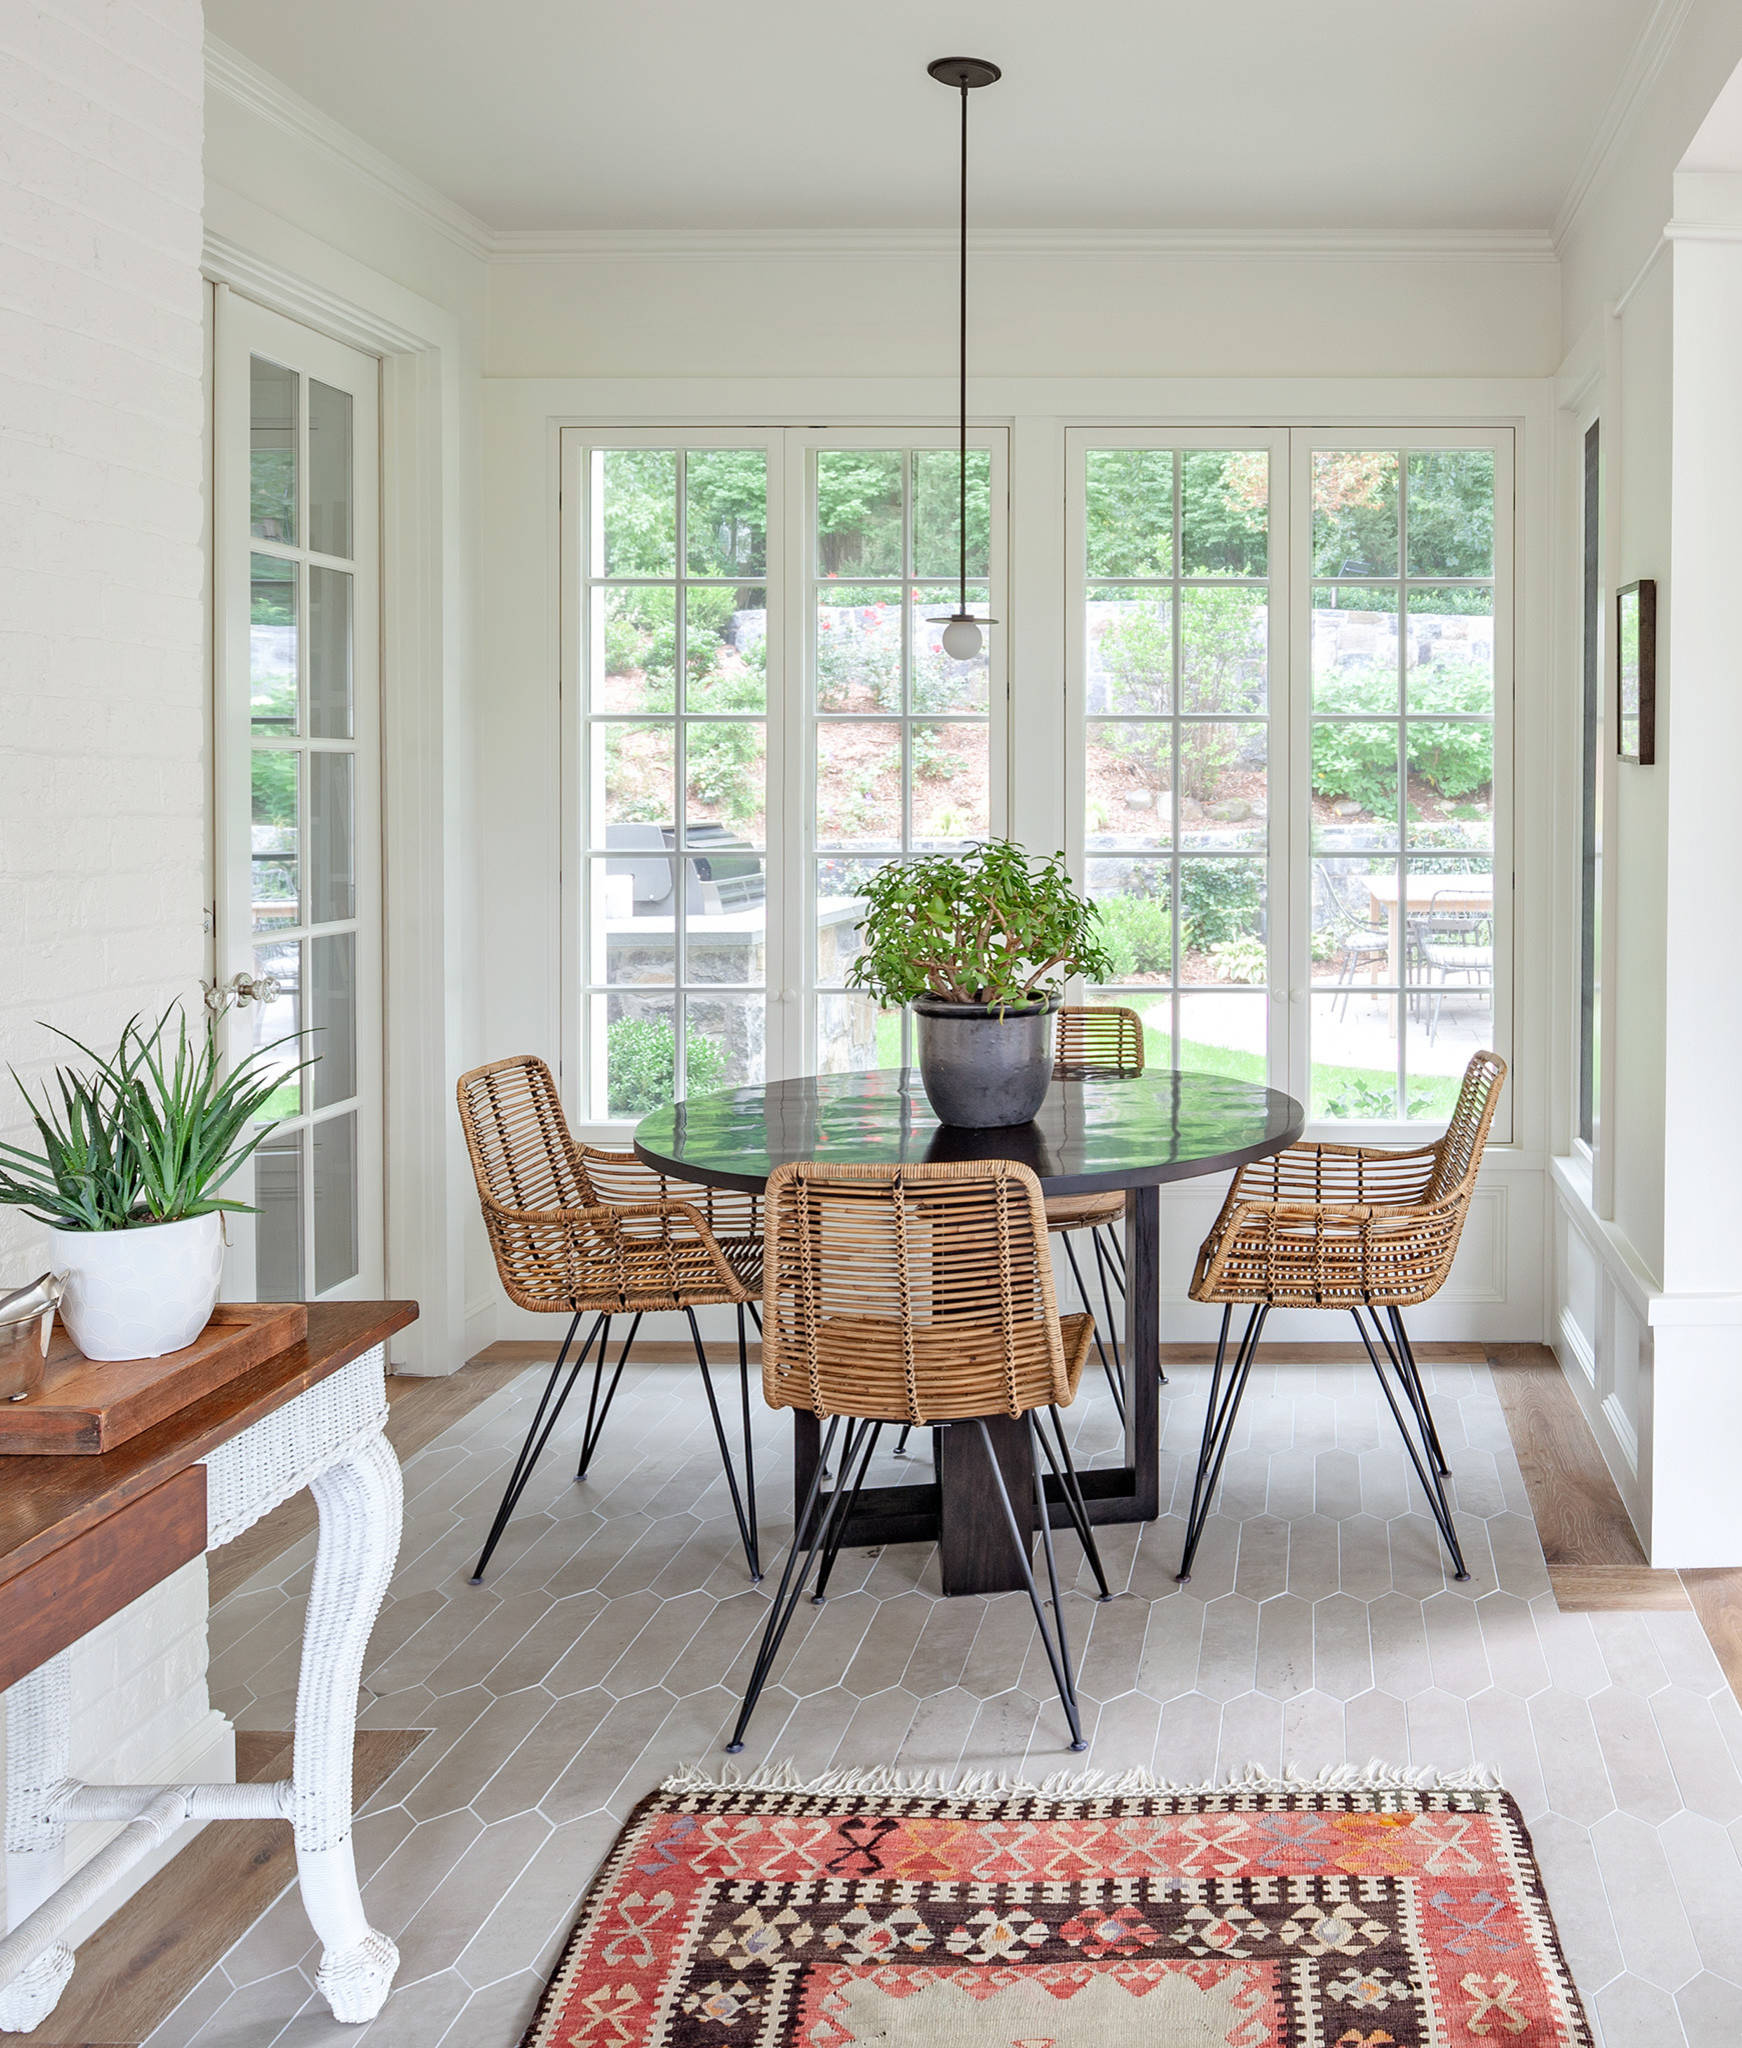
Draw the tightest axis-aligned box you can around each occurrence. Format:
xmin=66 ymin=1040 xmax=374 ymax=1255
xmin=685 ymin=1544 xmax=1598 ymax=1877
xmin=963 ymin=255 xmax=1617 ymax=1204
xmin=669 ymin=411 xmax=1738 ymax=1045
xmin=0 ymin=0 xmax=228 ymax=1930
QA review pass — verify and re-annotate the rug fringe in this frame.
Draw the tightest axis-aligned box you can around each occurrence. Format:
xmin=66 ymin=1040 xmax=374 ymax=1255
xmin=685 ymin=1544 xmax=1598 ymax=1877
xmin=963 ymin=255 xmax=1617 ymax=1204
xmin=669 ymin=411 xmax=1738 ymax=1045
xmin=660 ymin=1758 xmax=1503 ymax=1800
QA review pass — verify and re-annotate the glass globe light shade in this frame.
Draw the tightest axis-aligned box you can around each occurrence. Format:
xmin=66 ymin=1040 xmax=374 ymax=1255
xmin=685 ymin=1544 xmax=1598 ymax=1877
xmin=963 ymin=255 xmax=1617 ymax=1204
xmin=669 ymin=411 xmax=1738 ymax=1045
xmin=940 ymin=615 xmax=983 ymax=662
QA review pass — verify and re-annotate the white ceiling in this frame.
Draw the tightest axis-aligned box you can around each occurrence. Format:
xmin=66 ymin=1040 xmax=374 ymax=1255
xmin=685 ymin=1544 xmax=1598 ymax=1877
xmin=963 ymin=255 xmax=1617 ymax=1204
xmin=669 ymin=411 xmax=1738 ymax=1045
xmin=207 ymin=0 xmax=1658 ymax=234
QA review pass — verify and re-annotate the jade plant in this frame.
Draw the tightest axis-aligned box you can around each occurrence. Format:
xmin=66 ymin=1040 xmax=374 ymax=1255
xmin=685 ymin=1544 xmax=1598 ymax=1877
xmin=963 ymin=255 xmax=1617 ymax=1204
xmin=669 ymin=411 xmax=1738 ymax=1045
xmin=0 ymin=1006 xmax=312 ymax=1232
xmin=846 ymin=840 xmax=1113 ymax=1011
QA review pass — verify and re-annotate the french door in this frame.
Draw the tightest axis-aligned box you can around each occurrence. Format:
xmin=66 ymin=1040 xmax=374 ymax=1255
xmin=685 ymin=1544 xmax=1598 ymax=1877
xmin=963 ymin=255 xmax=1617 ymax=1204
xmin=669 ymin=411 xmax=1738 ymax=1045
xmin=211 ymin=292 xmax=384 ymax=1300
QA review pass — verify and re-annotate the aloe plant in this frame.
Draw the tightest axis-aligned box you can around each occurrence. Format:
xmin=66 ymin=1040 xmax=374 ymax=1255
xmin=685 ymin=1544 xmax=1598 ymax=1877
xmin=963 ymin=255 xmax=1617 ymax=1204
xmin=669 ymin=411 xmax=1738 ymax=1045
xmin=0 ymin=1007 xmax=313 ymax=1232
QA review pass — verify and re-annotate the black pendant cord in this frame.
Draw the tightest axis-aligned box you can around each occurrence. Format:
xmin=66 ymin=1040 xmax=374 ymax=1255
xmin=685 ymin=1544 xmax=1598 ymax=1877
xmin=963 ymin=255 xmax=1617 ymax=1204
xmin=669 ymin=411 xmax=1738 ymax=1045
xmin=958 ymin=78 xmax=968 ymax=620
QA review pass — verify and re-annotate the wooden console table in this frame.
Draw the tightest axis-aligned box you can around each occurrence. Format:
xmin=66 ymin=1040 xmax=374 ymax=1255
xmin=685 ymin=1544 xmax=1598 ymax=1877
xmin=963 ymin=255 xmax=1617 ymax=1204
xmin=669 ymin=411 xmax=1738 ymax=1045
xmin=0 ymin=1301 xmax=417 ymax=2034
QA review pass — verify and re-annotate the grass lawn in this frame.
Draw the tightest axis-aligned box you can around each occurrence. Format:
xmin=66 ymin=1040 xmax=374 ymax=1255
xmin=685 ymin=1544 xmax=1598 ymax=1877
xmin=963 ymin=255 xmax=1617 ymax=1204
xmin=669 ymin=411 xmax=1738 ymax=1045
xmin=867 ymin=1009 xmax=1457 ymax=1123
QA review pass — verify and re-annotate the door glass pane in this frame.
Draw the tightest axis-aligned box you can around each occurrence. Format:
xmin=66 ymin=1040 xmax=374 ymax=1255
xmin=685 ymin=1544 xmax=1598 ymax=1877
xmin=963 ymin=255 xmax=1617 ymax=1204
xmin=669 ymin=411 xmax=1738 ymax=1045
xmin=1179 ymin=724 xmax=1267 ymax=848
xmin=1180 ymin=857 xmax=1265 ymax=984
xmin=593 ymin=855 xmax=676 ymax=985
xmin=1406 ymin=724 xmax=1493 ymax=849
xmin=684 ymin=721 xmax=766 ymax=845
xmin=913 ymin=448 xmax=991 ymax=578
xmin=1086 ymin=857 xmax=1173 ymax=985
xmin=685 ymin=994 xmax=763 ymax=1092
xmin=1311 ymin=721 xmax=1399 ymax=849
xmin=686 ymin=450 xmax=766 ymax=576
xmin=596 ymin=586 xmax=677 ymax=714
xmin=1313 ymin=451 xmax=1398 ymax=575
xmin=910 ymin=590 xmax=990 ymax=712
xmin=250 ymin=357 xmax=296 ymax=544
xmin=816 ymin=451 xmax=902 ymax=574
xmin=816 ymin=991 xmax=884 ymax=1073
xmin=251 ymin=752 xmax=298 ymax=931
xmin=816 ymin=721 xmax=901 ymax=848
xmin=308 ymin=567 xmax=353 ymax=739
xmin=1312 ymin=585 xmax=1399 ymax=711
xmin=595 ymin=723 xmax=675 ymax=838
xmin=312 ymin=1112 xmax=359 ymax=1292
xmin=1088 ymin=589 xmax=1171 ymax=714
xmin=686 ymin=855 xmax=766 ymax=983
xmin=1084 ymin=449 xmax=1173 ymax=575
xmin=816 ymin=857 xmax=880 ymax=986
xmin=254 ymin=1129 xmax=304 ymax=1299
xmin=1406 ymin=450 xmax=1494 ymax=577
xmin=1310 ymin=993 xmax=1399 ymax=1121
xmin=1178 ymin=989 xmax=1268 ymax=1081
xmin=252 ymin=941 xmax=302 ymax=1118
xmin=816 ymin=587 xmax=902 ymax=711
xmin=599 ymin=992 xmax=677 ymax=1118
xmin=309 ymin=931 xmax=357 ymax=1109
xmin=250 ymin=554 xmax=298 ymax=733
xmin=309 ymin=752 xmax=355 ymax=924
xmin=1180 ymin=587 xmax=1267 ymax=713
xmin=911 ymin=723 xmax=988 ymax=846
xmin=1181 ymin=451 xmax=1268 ymax=576
xmin=1086 ymin=722 xmax=1172 ymax=850
xmin=686 ymin=584 xmax=767 ymax=713
xmin=1406 ymin=587 xmax=1493 ymax=715
xmin=308 ymin=380 xmax=353 ymax=559
xmin=597 ymin=449 xmax=676 ymax=576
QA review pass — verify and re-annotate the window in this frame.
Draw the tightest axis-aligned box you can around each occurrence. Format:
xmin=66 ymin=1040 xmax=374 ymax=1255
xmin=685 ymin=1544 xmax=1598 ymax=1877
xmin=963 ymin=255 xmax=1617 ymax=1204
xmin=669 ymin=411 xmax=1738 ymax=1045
xmin=574 ymin=439 xmax=777 ymax=1119
xmin=1067 ymin=438 xmax=1279 ymax=1076
xmin=1069 ymin=430 xmax=1510 ymax=1128
xmin=808 ymin=437 xmax=1004 ymax=1071
xmin=1577 ymin=421 xmax=1601 ymax=1150
xmin=565 ymin=429 xmax=1005 ymax=1121
xmin=1306 ymin=442 xmax=1502 ymax=1122
xmin=567 ymin=423 xmax=1507 ymax=1134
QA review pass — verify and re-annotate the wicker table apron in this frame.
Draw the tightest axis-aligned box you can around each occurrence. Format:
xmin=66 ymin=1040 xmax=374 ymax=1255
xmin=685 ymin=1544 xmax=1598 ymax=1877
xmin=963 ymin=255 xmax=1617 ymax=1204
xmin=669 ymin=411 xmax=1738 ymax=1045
xmin=0 ymin=1302 xmax=417 ymax=2035
xmin=635 ymin=1068 xmax=1304 ymax=1596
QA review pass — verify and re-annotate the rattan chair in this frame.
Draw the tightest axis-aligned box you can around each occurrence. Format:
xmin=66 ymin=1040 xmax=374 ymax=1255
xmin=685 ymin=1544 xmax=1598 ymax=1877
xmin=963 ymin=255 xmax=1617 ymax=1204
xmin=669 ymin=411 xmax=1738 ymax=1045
xmin=1174 ymin=1048 xmax=1507 ymax=1586
xmin=726 ymin=1159 xmax=1110 ymax=1756
xmin=457 ymin=1054 xmax=763 ymax=1586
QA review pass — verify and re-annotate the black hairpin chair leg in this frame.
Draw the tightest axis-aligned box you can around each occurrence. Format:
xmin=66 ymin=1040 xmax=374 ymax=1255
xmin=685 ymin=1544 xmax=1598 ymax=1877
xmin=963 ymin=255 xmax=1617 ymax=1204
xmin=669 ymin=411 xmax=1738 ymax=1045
xmin=684 ymin=1307 xmax=761 ymax=1581
xmin=470 ymin=1310 xmax=602 ymax=1584
xmin=1350 ymin=1307 xmax=1468 ymax=1580
xmin=1174 ymin=1302 xmax=1268 ymax=1583
xmin=1062 ymin=1233 xmax=1125 ymax=1424
xmin=978 ymin=1418 xmax=1087 ymax=1750
xmin=576 ymin=1312 xmax=642 ymax=1478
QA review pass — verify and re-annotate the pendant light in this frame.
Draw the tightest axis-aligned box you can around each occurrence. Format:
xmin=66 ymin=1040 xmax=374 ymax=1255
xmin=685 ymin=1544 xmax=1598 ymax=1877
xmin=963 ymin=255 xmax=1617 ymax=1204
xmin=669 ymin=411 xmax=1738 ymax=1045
xmin=927 ymin=56 xmax=1000 ymax=663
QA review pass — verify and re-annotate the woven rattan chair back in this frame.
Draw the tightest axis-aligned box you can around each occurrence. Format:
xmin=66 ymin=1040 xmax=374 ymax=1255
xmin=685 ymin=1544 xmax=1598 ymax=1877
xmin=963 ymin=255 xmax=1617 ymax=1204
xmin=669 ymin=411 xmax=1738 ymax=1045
xmin=1054 ymin=1004 xmax=1145 ymax=1078
xmin=761 ymin=1160 xmax=1073 ymax=1424
xmin=1424 ymin=1049 xmax=1507 ymax=1204
xmin=458 ymin=1054 xmax=592 ymax=1221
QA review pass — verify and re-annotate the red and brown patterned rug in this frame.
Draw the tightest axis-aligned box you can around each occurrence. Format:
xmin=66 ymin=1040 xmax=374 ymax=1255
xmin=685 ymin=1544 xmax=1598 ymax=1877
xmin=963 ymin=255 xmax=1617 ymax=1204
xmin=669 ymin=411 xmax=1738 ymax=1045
xmin=524 ymin=1766 xmax=1593 ymax=2047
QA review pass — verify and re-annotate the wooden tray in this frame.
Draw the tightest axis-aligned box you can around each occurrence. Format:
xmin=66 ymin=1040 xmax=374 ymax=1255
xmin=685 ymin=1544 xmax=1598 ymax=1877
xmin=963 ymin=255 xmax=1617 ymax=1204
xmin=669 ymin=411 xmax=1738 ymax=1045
xmin=0 ymin=1302 xmax=309 ymax=1455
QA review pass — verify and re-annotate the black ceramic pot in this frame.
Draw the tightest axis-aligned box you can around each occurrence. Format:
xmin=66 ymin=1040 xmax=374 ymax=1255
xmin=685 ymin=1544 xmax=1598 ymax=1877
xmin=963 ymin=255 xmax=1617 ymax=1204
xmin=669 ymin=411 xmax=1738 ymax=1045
xmin=912 ymin=993 xmax=1061 ymax=1128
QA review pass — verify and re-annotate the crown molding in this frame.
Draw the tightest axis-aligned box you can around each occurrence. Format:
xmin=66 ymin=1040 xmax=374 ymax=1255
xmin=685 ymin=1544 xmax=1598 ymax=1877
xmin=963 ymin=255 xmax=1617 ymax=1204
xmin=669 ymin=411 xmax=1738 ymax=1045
xmin=1552 ymin=0 xmax=1697 ymax=251
xmin=204 ymin=36 xmax=493 ymax=263
xmin=489 ymin=224 xmax=1556 ymax=264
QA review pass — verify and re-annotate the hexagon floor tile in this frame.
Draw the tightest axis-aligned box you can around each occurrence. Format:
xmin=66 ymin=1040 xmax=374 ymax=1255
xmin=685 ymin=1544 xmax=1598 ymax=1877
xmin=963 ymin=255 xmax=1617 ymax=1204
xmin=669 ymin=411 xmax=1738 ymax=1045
xmin=142 ymin=1350 xmax=1742 ymax=2048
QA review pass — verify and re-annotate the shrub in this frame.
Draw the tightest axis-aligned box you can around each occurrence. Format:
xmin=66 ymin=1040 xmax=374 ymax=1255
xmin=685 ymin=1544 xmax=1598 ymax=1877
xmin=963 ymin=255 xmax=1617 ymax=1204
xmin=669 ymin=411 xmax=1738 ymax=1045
xmin=607 ymin=1017 xmax=730 ymax=1119
xmin=1096 ymin=894 xmax=1173 ymax=980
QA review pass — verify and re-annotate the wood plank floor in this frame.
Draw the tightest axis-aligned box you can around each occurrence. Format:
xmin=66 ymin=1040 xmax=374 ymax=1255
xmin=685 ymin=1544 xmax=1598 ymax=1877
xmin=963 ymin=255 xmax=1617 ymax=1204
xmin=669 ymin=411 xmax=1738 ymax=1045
xmin=28 ymin=1730 xmax=425 ymax=2048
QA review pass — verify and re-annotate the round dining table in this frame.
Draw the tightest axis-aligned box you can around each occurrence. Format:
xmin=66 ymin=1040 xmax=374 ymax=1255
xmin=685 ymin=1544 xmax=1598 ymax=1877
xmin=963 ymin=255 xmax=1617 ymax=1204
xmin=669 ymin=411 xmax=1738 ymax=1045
xmin=635 ymin=1065 xmax=1304 ymax=1596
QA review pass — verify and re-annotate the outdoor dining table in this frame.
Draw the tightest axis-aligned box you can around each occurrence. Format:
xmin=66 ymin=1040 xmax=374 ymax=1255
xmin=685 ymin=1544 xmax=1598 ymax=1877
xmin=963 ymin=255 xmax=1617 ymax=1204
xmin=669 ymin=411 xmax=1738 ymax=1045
xmin=634 ymin=1066 xmax=1304 ymax=1596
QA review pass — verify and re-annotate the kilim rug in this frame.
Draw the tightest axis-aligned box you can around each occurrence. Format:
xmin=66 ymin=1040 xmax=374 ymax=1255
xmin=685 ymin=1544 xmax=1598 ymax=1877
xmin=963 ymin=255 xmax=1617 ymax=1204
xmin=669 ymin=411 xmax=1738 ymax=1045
xmin=522 ymin=1764 xmax=1595 ymax=2047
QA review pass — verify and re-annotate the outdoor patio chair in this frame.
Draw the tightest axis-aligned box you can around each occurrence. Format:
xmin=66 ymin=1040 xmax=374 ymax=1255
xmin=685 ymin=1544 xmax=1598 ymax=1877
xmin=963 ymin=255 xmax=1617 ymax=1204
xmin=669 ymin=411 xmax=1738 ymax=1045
xmin=1320 ymin=864 xmax=1392 ymax=1019
xmin=1408 ymin=888 xmax=1494 ymax=1043
xmin=726 ymin=1158 xmax=1110 ymax=1756
xmin=457 ymin=1053 xmax=763 ymax=1585
xmin=1174 ymin=1048 xmax=1507 ymax=1585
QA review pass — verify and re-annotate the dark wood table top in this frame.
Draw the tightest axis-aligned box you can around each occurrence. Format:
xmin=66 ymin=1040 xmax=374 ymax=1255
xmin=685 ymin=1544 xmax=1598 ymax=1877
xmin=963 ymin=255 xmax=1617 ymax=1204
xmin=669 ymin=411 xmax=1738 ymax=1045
xmin=0 ymin=1300 xmax=418 ymax=1592
xmin=635 ymin=1066 xmax=1305 ymax=1197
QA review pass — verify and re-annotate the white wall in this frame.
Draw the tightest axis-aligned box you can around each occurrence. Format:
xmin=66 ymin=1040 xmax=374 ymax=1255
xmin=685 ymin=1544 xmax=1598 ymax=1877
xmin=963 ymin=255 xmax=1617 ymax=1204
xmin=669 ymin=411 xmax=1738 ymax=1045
xmin=202 ymin=39 xmax=492 ymax=1373
xmin=478 ymin=231 xmax=1562 ymax=1352
xmin=0 ymin=0 xmax=231 ymax=1926
xmin=1548 ymin=0 xmax=1742 ymax=1562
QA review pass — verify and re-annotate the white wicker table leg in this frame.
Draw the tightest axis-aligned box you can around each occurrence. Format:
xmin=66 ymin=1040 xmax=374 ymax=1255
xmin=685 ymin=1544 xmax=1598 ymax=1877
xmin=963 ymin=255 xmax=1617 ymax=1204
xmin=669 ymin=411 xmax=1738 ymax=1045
xmin=291 ymin=1424 xmax=404 ymax=2023
xmin=0 ymin=1655 xmax=75 ymax=2033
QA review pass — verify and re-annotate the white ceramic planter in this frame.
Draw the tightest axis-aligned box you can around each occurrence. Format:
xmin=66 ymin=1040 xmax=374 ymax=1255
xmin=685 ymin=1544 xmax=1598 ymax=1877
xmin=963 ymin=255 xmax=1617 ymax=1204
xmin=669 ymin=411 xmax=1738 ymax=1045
xmin=47 ymin=1212 xmax=225 ymax=1361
